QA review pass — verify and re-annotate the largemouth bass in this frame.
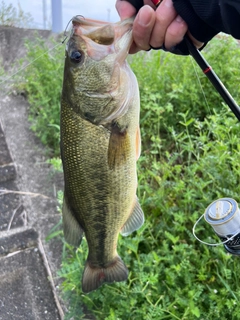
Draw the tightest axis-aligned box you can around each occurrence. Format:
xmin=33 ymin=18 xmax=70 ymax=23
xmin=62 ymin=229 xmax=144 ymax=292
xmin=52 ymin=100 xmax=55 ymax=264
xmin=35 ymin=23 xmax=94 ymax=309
xmin=60 ymin=16 xmax=144 ymax=293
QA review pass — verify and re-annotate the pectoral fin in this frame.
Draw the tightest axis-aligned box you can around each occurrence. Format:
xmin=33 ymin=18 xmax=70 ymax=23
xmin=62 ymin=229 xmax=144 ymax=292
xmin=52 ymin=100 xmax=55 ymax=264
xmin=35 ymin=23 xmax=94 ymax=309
xmin=108 ymin=124 xmax=131 ymax=170
xmin=120 ymin=197 xmax=144 ymax=236
xmin=136 ymin=126 xmax=141 ymax=160
xmin=62 ymin=194 xmax=84 ymax=247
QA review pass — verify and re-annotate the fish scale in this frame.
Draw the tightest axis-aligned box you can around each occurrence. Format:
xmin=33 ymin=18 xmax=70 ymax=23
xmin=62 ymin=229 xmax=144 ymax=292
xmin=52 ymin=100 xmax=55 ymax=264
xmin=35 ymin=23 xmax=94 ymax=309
xmin=60 ymin=16 xmax=144 ymax=293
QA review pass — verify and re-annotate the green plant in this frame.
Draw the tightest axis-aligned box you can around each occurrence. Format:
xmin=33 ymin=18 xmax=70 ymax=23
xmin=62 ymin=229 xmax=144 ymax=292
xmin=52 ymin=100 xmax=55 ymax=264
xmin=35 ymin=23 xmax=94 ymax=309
xmin=20 ymin=38 xmax=65 ymax=155
xmin=57 ymin=106 xmax=240 ymax=320
xmin=22 ymin=33 xmax=240 ymax=319
xmin=0 ymin=0 xmax=33 ymax=28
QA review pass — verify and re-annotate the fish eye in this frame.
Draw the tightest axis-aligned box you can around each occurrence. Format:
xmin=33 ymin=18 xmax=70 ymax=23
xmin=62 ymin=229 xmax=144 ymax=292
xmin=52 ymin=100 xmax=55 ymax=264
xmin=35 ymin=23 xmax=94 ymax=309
xmin=70 ymin=50 xmax=83 ymax=63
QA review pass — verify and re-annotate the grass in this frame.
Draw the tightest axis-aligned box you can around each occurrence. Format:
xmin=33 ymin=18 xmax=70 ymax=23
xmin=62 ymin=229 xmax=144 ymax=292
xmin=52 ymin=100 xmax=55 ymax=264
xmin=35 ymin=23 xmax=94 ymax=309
xmin=18 ymin=34 xmax=240 ymax=319
xmin=18 ymin=37 xmax=65 ymax=155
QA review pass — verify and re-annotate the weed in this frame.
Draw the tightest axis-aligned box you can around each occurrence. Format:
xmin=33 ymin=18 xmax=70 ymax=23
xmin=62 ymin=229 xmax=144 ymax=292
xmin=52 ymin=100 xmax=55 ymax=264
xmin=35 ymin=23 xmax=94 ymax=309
xmin=19 ymin=37 xmax=65 ymax=155
xmin=19 ymin=34 xmax=240 ymax=319
xmin=0 ymin=0 xmax=33 ymax=28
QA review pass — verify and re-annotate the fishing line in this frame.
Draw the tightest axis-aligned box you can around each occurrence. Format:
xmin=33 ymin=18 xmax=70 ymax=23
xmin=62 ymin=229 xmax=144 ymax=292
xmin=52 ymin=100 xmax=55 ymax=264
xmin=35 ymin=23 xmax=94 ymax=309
xmin=0 ymin=14 xmax=81 ymax=86
xmin=0 ymin=41 xmax=63 ymax=86
xmin=189 ymin=55 xmax=211 ymax=115
xmin=62 ymin=17 xmax=74 ymax=44
xmin=62 ymin=14 xmax=85 ymax=43
xmin=192 ymin=213 xmax=240 ymax=246
xmin=184 ymin=36 xmax=240 ymax=121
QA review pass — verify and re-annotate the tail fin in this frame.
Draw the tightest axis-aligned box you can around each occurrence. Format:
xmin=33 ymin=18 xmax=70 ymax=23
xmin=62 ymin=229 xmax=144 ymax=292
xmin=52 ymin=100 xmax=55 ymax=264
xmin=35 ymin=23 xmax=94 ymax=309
xmin=82 ymin=255 xmax=128 ymax=293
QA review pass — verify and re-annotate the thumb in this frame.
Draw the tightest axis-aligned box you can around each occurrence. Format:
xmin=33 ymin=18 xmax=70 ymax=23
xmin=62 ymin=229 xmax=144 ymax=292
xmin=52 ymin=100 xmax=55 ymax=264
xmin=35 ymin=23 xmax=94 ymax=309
xmin=115 ymin=0 xmax=137 ymax=20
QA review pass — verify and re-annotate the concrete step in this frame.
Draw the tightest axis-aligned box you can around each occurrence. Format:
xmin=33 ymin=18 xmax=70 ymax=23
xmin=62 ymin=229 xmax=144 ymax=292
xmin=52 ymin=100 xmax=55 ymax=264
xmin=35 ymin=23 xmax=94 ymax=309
xmin=0 ymin=228 xmax=62 ymax=320
xmin=0 ymin=117 xmax=64 ymax=319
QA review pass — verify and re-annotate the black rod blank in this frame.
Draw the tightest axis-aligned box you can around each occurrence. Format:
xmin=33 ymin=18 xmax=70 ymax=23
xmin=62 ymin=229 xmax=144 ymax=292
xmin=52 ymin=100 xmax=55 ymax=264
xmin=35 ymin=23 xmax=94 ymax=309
xmin=184 ymin=36 xmax=240 ymax=121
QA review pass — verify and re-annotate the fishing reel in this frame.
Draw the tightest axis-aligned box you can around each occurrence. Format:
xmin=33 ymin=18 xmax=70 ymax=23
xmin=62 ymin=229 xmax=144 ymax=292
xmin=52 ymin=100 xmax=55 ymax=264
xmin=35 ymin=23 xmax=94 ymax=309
xmin=194 ymin=198 xmax=240 ymax=255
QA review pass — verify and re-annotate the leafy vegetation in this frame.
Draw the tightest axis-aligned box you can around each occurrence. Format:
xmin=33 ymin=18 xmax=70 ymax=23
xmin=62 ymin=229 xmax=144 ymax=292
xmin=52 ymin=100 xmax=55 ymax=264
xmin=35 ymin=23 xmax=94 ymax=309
xmin=0 ymin=0 xmax=33 ymax=28
xmin=20 ymin=38 xmax=65 ymax=154
xmin=19 ymin=34 xmax=240 ymax=319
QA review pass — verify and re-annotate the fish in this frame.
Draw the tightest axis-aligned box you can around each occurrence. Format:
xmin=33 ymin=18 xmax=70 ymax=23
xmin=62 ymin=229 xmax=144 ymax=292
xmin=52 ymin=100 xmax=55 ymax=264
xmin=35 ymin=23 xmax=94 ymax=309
xmin=60 ymin=16 xmax=144 ymax=293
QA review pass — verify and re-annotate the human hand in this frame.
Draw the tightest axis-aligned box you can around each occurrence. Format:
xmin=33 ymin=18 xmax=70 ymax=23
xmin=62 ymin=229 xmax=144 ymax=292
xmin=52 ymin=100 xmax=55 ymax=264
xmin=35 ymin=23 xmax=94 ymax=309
xmin=116 ymin=0 xmax=155 ymax=53
xmin=115 ymin=0 xmax=203 ymax=54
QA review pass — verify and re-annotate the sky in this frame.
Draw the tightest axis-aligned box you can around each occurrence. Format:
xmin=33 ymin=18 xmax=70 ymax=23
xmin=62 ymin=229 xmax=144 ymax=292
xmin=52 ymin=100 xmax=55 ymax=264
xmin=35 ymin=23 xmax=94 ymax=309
xmin=4 ymin=0 xmax=120 ymax=30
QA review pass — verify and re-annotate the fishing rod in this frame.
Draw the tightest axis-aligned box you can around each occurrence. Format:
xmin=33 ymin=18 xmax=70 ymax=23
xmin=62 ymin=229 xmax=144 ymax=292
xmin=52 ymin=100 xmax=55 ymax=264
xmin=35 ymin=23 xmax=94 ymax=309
xmin=184 ymin=36 xmax=240 ymax=122
xmin=150 ymin=0 xmax=240 ymax=121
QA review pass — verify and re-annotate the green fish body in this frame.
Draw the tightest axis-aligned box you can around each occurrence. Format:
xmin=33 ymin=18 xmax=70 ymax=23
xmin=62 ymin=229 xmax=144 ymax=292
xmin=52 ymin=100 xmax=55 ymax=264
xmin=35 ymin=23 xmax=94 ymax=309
xmin=60 ymin=16 xmax=144 ymax=293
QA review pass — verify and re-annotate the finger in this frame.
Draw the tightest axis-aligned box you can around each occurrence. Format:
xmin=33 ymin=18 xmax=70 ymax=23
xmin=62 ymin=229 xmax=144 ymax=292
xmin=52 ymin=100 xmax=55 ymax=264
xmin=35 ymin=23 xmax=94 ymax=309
xmin=143 ymin=0 xmax=156 ymax=9
xmin=164 ymin=15 xmax=188 ymax=50
xmin=129 ymin=42 xmax=141 ymax=54
xmin=187 ymin=31 xmax=204 ymax=49
xmin=115 ymin=0 xmax=136 ymax=20
xmin=149 ymin=0 xmax=177 ymax=48
xmin=132 ymin=5 xmax=156 ymax=51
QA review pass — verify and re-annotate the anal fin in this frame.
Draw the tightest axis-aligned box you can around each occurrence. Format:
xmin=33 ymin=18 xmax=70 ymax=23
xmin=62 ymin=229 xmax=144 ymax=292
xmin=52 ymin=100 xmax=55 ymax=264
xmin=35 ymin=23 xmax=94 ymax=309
xmin=120 ymin=197 xmax=144 ymax=236
xmin=62 ymin=194 xmax=84 ymax=247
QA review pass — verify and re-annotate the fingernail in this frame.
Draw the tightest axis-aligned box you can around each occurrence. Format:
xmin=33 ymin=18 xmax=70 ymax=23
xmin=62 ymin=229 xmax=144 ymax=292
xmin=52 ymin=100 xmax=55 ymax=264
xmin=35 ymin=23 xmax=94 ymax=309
xmin=164 ymin=0 xmax=173 ymax=8
xmin=138 ymin=6 xmax=153 ymax=27
xmin=176 ymin=15 xmax=184 ymax=23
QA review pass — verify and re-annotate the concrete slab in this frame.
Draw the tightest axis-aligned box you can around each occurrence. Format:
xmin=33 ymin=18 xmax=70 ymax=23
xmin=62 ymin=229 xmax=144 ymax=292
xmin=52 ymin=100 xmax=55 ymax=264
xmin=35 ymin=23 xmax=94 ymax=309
xmin=0 ymin=25 xmax=66 ymax=320
xmin=0 ymin=164 xmax=16 ymax=183
xmin=0 ymin=120 xmax=14 ymax=166
xmin=0 ymin=90 xmax=64 ymax=319
xmin=0 ymin=119 xmax=26 ymax=231
xmin=0 ymin=26 xmax=52 ymax=70
xmin=0 ymin=247 xmax=61 ymax=320
xmin=0 ymin=183 xmax=26 ymax=232
xmin=0 ymin=92 xmax=65 ymax=319
xmin=0 ymin=228 xmax=38 ymax=257
xmin=0 ymin=120 xmax=26 ymax=231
